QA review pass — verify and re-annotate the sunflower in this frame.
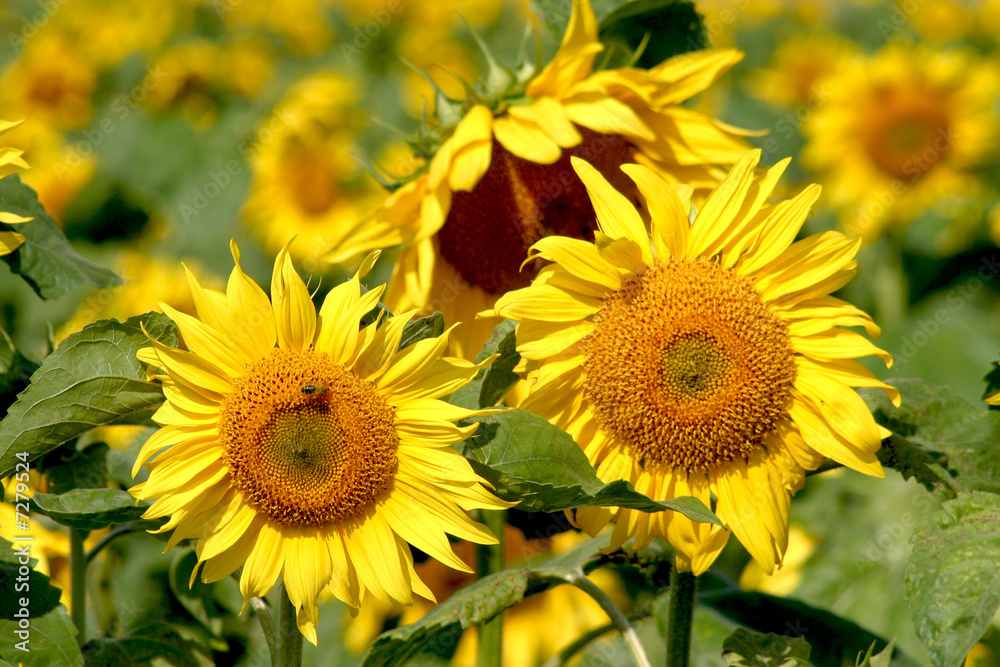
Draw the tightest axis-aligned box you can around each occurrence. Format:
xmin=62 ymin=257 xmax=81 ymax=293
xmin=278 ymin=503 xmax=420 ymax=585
xmin=243 ymin=71 xmax=381 ymax=272
xmin=493 ymin=149 xmax=899 ymax=575
xmin=130 ymin=241 xmax=512 ymax=643
xmin=326 ymin=0 xmax=752 ymax=359
xmin=748 ymin=32 xmax=858 ymax=109
xmin=801 ymin=43 xmax=999 ymax=242
xmin=0 ymin=119 xmax=32 ymax=256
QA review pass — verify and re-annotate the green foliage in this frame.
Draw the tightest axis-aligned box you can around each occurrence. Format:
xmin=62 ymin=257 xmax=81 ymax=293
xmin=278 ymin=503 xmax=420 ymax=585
xmin=0 ymin=327 xmax=38 ymax=414
xmin=82 ymin=626 xmax=213 ymax=667
xmin=464 ymin=408 xmax=721 ymax=524
xmin=399 ymin=312 xmax=446 ymax=349
xmin=0 ymin=607 xmax=83 ymax=667
xmin=362 ymin=537 xmax=605 ymax=667
xmin=598 ymin=0 xmax=706 ymax=69
xmin=862 ymin=379 xmax=1000 ymax=496
xmin=0 ymin=312 xmax=176 ymax=478
xmin=0 ymin=536 xmax=63 ymax=620
xmin=721 ymin=628 xmax=811 ymax=667
xmin=0 ymin=175 xmax=122 ymax=300
xmin=699 ymin=572 xmax=908 ymax=667
xmin=38 ymin=443 xmax=109 ymax=495
xmin=856 ymin=640 xmax=896 ymax=667
xmin=30 ymin=488 xmax=158 ymax=532
xmin=906 ymin=492 xmax=1000 ymax=667
xmin=449 ymin=320 xmax=520 ymax=409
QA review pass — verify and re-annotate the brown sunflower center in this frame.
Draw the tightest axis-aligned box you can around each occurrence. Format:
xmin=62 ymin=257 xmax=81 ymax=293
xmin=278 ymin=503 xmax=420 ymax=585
xmin=437 ymin=127 xmax=636 ymax=295
xmin=581 ymin=257 xmax=796 ymax=473
xmin=862 ymin=83 xmax=951 ymax=181
xmin=219 ymin=348 xmax=398 ymax=527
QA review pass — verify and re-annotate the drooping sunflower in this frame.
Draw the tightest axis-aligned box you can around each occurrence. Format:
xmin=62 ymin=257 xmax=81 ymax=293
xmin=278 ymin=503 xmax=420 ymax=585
xmin=802 ymin=42 xmax=999 ymax=242
xmin=326 ymin=0 xmax=752 ymax=358
xmin=493 ymin=149 xmax=899 ymax=575
xmin=131 ymin=241 xmax=512 ymax=643
xmin=0 ymin=119 xmax=32 ymax=256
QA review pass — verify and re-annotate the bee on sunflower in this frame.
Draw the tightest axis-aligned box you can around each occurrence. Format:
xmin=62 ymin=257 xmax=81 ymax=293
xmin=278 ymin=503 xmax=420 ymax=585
xmin=325 ymin=0 xmax=754 ymax=359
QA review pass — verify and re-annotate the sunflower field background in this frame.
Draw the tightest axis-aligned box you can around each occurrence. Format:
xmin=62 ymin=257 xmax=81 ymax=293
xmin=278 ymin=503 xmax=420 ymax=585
xmin=3 ymin=0 xmax=1000 ymax=666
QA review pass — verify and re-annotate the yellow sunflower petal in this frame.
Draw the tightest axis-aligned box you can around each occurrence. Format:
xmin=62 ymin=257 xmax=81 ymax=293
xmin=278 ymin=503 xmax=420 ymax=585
xmin=271 ymin=243 xmax=317 ymax=353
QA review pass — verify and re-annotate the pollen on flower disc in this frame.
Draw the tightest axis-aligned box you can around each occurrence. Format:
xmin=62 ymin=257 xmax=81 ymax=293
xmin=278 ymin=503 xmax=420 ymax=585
xmin=581 ymin=258 xmax=796 ymax=473
xmin=437 ymin=127 xmax=636 ymax=295
xmin=219 ymin=349 xmax=398 ymax=527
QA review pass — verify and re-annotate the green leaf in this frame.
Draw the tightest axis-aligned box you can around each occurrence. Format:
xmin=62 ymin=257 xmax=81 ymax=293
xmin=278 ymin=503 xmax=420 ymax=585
xmin=861 ymin=380 xmax=1000 ymax=495
xmin=362 ymin=538 xmax=606 ymax=667
xmin=0 ymin=606 xmax=83 ymax=667
xmin=699 ymin=571 xmax=911 ymax=667
xmin=0 ymin=175 xmax=122 ymax=300
xmin=598 ymin=0 xmax=706 ymax=70
xmin=875 ymin=434 xmax=956 ymax=498
xmin=721 ymin=628 xmax=811 ymax=667
xmin=0 ymin=536 xmax=63 ymax=620
xmin=449 ymin=320 xmax=520 ymax=409
xmin=30 ymin=488 xmax=157 ymax=532
xmin=399 ymin=312 xmax=446 ymax=349
xmin=464 ymin=409 xmax=722 ymax=525
xmin=856 ymin=639 xmax=896 ymax=667
xmin=0 ymin=312 xmax=176 ymax=479
xmin=38 ymin=443 xmax=108 ymax=495
xmin=531 ymin=0 xmax=621 ymax=41
xmin=82 ymin=625 xmax=210 ymax=667
xmin=905 ymin=491 xmax=1000 ymax=667
xmin=0 ymin=327 xmax=38 ymax=415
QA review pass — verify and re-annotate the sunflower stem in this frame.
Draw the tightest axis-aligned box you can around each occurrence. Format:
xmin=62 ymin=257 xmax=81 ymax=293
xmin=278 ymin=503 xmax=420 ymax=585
xmin=666 ymin=569 xmax=697 ymax=667
xmin=566 ymin=572 xmax=651 ymax=667
xmin=277 ymin=583 xmax=302 ymax=667
xmin=251 ymin=596 xmax=278 ymax=666
xmin=69 ymin=528 xmax=87 ymax=646
xmin=475 ymin=509 xmax=506 ymax=667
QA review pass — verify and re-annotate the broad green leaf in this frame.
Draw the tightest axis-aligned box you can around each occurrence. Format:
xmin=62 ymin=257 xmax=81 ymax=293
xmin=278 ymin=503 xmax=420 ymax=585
xmin=167 ymin=549 xmax=237 ymax=638
xmin=0 ymin=606 xmax=82 ymax=667
xmin=82 ymin=626 xmax=209 ymax=667
xmin=362 ymin=538 xmax=606 ymax=667
xmin=464 ymin=409 xmax=722 ymax=525
xmin=0 ymin=312 xmax=177 ymax=479
xmin=598 ymin=0 xmax=706 ymax=70
xmin=0 ymin=175 xmax=122 ymax=300
xmin=450 ymin=320 xmax=519 ymax=410
xmin=30 ymin=489 xmax=157 ymax=532
xmin=721 ymin=628 xmax=811 ymax=667
xmin=856 ymin=639 xmax=896 ymax=667
xmin=37 ymin=443 xmax=108 ymax=495
xmin=699 ymin=571 xmax=912 ymax=667
xmin=861 ymin=380 xmax=1000 ymax=495
xmin=0 ymin=327 xmax=38 ymax=415
xmin=875 ymin=435 xmax=956 ymax=498
xmin=399 ymin=312 xmax=445 ymax=349
xmin=905 ymin=492 xmax=1000 ymax=667
xmin=0 ymin=536 xmax=63 ymax=620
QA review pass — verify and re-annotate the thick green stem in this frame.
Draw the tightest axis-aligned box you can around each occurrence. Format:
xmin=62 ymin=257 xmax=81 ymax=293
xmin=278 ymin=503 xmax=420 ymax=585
xmin=251 ymin=596 xmax=278 ymax=666
xmin=69 ymin=528 xmax=87 ymax=646
xmin=666 ymin=569 xmax=697 ymax=667
xmin=567 ymin=573 xmax=651 ymax=667
xmin=475 ymin=509 xmax=506 ymax=667
xmin=277 ymin=583 xmax=302 ymax=667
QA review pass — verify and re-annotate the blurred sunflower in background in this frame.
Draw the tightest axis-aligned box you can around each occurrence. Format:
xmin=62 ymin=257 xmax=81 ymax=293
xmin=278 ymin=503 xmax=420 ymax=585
xmin=326 ymin=0 xmax=753 ymax=358
xmin=748 ymin=32 xmax=859 ymax=110
xmin=802 ymin=42 xmax=1000 ymax=246
xmin=494 ymin=150 xmax=898 ymax=575
xmin=131 ymin=241 xmax=512 ymax=643
xmin=243 ymin=71 xmax=382 ymax=272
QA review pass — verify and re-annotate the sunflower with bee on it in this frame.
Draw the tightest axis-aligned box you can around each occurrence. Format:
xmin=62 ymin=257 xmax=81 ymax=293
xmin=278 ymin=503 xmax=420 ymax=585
xmin=325 ymin=0 xmax=753 ymax=359
xmin=130 ymin=240 xmax=513 ymax=644
xmin=493 ymin=149 xmax=899 ymax=575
